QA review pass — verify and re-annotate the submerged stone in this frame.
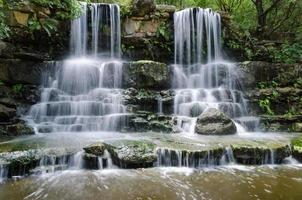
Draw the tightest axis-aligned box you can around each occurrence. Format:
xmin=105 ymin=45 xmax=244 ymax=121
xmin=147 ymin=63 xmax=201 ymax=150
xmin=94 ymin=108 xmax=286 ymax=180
xmin=195 ymin=108 xmax=237 ymax=135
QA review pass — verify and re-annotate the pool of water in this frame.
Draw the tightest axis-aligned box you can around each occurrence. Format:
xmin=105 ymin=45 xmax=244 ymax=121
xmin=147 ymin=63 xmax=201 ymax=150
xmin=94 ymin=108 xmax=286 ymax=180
xmin=0 ymin=165 xmax=302 ymax=200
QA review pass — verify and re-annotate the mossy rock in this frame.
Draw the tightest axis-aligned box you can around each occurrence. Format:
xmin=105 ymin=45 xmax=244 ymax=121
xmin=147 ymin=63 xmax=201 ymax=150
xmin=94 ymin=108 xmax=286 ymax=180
xmin=122 ymin=60 xmax=171 ymax=90
xmin=231 ymin=143 xmax=291 ymax=164
xmin=104 ymin=139 xmax=157 ymax=169
xmin=291 ymin=136 xmax=302 ymax=162
xmin=83 ymin=142 xmax=106 ymax=156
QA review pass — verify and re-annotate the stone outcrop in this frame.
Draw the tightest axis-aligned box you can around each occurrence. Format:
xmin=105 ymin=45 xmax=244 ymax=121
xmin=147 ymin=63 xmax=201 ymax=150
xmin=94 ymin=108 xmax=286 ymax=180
xmin=195 ymin=108 xmax=237 ymax=135
xmin=238 ymin=61 xmax=302 ymax=131
xmin=122 ymin=5 xmax=175 ymax=62
xmin=0 ymin=59 xmax=54 ymax=85
xmin=122 ymin=60 xmax=171 ymax=89
xmin=238 ymin=61 xmax=302 ymax=90
xmin=231 ymin=144 xmax=291 ymax=164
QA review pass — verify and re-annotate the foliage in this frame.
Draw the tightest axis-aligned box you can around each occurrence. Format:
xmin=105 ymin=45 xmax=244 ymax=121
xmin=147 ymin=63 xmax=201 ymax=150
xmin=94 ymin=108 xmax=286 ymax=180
xmin=27 ymin=17 xmax=58 ymax=37
xmin=12 ymin=84 xmax=23 ymax=93
xmin=292 ymin=136 xmax=302 ymax=148
xmin=257 ymin=81 xmax=279 ymax=115
xmin=0 ymin=11 xmax=10 ymax=39
xmin=268 ymin=43 xmax=302 ymax=64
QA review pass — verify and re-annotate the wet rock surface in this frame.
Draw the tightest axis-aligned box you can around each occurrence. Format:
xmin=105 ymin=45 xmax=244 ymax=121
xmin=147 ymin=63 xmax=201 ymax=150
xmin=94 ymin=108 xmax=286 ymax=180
xmin=87 ymin=140 xmax=157 ymax=169
xmin=83 ymin=142 xmax=106 ymax=156
xmin=195 ymin=108 xmax=237 ymax=135
xmin=231 ymin=144 xmax=291 ymax=164
xmin=122 ymin=60 xmax=171 ymax=89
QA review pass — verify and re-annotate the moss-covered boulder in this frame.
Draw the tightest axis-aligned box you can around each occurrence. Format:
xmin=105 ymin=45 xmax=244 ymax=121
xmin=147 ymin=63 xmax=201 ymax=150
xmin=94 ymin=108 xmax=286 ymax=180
xmin=122 ymin=60 xmax=171 ymax=90
xmin=195 ymin=108 xmax=237 ymax=135
xmin=104 ymin=140 xmax=157 ymax=168
xmin=291 ymin=136 xmax=302 ymax=162
xmin=83 ymin=142 xmax=106 ymax=156
xmin=231 ymin=144 xmax=291 ymax=164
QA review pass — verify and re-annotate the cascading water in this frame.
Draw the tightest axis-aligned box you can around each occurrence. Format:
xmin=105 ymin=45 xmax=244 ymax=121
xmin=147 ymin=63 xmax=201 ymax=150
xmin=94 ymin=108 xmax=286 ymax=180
xmin=26 ymin=3 xmax=127 ymax=134
xmin=172 ymin=8 xmax=259 ymax=134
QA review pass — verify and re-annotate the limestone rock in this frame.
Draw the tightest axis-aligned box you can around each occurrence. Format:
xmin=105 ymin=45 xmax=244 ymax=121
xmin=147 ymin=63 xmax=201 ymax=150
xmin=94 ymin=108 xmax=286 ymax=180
xmin=83 ymin=142 xmax=106 ymax=156
xmin=122 ymin=60 xmax=171 ymax=89
xmin=105 ymin=140 xmax=157 ymax=168
xmin=231 ymin=144 xmax=291 ymax=164
xmin=195 ymin=108 xmax=237 ymax=135
xmin=13 ymin=11 xmax=29 ymax=26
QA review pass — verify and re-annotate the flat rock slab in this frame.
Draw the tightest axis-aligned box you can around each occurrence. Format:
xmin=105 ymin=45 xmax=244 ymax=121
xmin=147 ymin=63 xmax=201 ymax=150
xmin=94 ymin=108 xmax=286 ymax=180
xmin=85 ymin=140 xmax=157 ymax=169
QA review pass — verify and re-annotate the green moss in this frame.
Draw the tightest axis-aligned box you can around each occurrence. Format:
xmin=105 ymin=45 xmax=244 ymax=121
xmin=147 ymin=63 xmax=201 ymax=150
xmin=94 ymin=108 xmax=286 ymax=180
xmin=292 ymin=136 xmax=302 ymax=151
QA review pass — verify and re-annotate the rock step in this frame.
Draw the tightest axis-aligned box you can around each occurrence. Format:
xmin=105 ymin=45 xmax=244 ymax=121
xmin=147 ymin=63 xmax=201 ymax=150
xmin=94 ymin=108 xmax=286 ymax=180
xmin=0 ymin=140 xmax=298 ymax=181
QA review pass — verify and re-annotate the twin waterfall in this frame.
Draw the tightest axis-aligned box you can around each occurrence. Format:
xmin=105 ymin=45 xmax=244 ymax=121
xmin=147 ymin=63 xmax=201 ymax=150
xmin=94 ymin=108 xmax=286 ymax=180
xmin=173 ymin=8 xmax=258 ymax=134
xmin=26 ymin=6 xmax=258 ymax=135
xmin=26 ymin=3 xmax=127 ymax=133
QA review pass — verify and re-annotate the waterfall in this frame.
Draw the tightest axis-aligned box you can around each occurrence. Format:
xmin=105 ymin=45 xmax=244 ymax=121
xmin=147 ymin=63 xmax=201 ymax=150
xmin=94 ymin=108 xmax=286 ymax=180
xmin=70 ymin=3 xmax=121 ymax=58
xmin=26 ymin=3 xmax=127 ymax=133
xmin=173 ymin=8 xmax=259 ymax=134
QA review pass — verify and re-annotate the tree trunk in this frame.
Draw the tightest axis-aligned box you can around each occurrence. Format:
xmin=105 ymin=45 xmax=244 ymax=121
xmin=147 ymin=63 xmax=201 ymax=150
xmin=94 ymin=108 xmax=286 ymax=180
xmin=255 ymin=0 xmax=266 ymax=34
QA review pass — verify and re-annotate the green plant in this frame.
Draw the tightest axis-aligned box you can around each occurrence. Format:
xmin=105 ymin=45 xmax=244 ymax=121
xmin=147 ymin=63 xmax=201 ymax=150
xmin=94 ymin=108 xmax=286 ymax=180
xmin=12 ymin=84 xmax=23 ymax=93
xmin=259 ymin=98 xmax=274 ymax=115
xmin=0 ymin=10 xmax=10 ymax=39
xmin=268 ymin=43 xmax=302 ymax=64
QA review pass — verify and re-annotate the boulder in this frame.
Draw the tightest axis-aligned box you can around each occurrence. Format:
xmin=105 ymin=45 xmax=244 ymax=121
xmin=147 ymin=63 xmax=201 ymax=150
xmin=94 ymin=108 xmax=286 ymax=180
xmin=104 ymin=140 xmax=157 ymax=168
xmin=132 ymin=0 xmax=156 ymax=16
xmin=83 ymin=142 xmax=106 ymax=156
xmin=122 ymin=60 xmax=171 ymax=89
xmin=231 ymin=144 xmax=291 ymax=164
xmin=195 ymin=108 xmax=237 ymax=135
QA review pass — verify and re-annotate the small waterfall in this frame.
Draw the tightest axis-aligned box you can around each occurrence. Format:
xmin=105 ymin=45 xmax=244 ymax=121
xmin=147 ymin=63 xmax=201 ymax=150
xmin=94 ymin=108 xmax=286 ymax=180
xmin=97 ymin=150 xmax=114 ymax=169
xmin=156 ymin=148 xmax=227 ymax=168
xmin=157 ymin=95 xmax=163 ymax=114
xmin=26 ymin=3 xmax=126 ymax=133
xmin=0 ymin=163 xmax=8 ymax=183
xmin=220 ymin=146 xmax=236 ymax=165
xmin=172 ymin=8 xmax=259 ymax=134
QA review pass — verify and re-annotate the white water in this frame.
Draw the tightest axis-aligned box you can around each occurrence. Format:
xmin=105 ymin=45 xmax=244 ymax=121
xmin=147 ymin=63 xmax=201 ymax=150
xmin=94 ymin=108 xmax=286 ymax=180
xmin=26 ymin=3 xmax=127 ymax=134
xmin=172 ymin=8 xmax=259 ymax=134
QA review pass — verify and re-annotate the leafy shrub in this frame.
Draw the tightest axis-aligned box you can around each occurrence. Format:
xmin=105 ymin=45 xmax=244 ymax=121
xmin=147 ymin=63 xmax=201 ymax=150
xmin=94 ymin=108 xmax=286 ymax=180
xmin=0 ymin=11 xmax=10 ymax=39
xmin=268 ymin=43 xmax=302 ymax=64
